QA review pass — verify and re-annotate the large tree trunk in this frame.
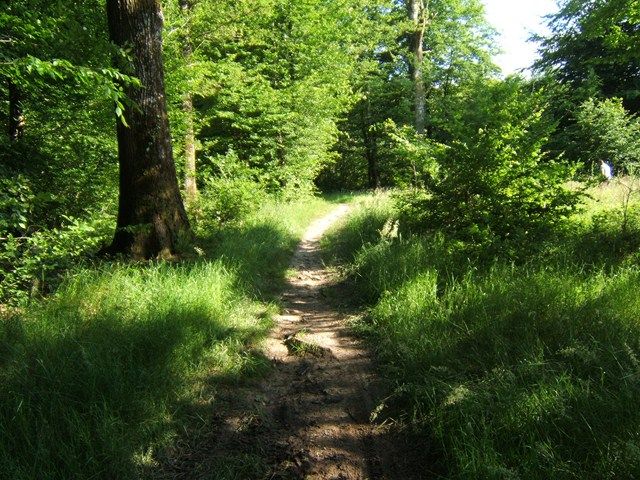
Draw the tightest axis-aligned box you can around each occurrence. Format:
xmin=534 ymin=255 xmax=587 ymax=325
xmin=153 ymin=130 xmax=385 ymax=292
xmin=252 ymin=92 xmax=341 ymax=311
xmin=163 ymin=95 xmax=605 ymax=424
xmin=408 ymin=0 xmax=427 ymax=135
xmin=8 ymin=81 xmax=25 ymax=142
xmin=105 ymin=0 xmax=190 ymax=259
xmin=180 ymin=0 xmax=198 ymax=203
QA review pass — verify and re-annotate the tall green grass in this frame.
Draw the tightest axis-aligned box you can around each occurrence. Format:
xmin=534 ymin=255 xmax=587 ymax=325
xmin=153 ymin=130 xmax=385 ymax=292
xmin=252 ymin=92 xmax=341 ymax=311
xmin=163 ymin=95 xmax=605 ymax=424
xmin=208 ymin=196 xmax=338 ymax=296
xmin=323 ymin=187 xmax=640 ymax=479
xmin=0 ymin=196 xmax=336 ymax=479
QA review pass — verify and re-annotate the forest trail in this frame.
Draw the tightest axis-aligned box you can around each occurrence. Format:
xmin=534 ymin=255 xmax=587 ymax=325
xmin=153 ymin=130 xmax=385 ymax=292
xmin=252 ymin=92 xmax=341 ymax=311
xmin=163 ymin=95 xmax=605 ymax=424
xmin=249 ymin=204 xmax=423 ymax=480
xmin=259 ymin=203 xmax=385 ymax=479
xmin=154 ymin=204 xmax=424 ymax=479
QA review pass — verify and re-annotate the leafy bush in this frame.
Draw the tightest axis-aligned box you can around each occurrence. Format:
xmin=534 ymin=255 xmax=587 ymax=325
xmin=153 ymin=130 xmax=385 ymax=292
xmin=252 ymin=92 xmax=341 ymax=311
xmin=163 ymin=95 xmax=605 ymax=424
xmin=383 ymin=120 xmax=443 ymax=188
xmin=189 ymin=176 xmax=267 ymax=235
xmin=0 ymin=173 xmax=34 ymax=236
xmin=0 ymin=213 xmax=113 ymax=305
xmin=0 ymin=166 xmax=116 ymax=305
xmin=397 ymin=78 xmax=582 ymax=242
xmin=574 ymin=98 xmax=640 ymax=173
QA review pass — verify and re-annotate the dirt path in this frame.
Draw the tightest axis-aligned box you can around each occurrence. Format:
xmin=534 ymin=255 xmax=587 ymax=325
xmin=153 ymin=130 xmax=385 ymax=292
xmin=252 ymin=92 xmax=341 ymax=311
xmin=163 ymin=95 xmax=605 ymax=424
xmin=259 ymin=204 xmax=385 ymax=479
xmin=153 ymin=205 xmax=424 ymax=479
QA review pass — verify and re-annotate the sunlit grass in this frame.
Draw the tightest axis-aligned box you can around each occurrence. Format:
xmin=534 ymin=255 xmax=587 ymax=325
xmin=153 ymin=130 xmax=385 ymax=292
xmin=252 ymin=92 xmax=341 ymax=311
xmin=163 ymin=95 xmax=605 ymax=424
xmin=0 ymin=195 xmax=337 ymax=479
xmin=323 ymin=187 xmax=640 ymax=479
xmin=576 ymin=176 xmax=640 ymax=220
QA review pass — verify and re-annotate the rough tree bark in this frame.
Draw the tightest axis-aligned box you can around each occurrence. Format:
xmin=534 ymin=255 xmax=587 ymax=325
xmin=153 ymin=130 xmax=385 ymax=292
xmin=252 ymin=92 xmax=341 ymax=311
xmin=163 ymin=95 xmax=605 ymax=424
xmin=105 ymin=0 xmax=190 ymax=258
xmin=180 ymin=0 xmax=198 ymax=203
xmin=408 ymin=0 xmax=427 ymax=135
xmin=8 ymin=81 xmax=25 ymax=142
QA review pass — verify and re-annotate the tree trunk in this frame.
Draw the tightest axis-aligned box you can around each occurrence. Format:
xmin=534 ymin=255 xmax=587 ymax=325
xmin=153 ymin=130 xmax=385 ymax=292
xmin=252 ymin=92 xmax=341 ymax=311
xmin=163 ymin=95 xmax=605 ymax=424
xmin=8 ymin=81 xmax=25 ymax=142
xmin=366 ymin=142 xmax=380 ymax=189
xmin=180 ymin=0 xmax=198 ymax=203
xmin=408 ymin=0 xmax=427 ymax=135
xmin=183 ymin=94 xmax=198 ymax=202
xmin=362 ymin=100 xmax=380 ymax=189
xmin=105 ymin=0 xmax=190 ymax=259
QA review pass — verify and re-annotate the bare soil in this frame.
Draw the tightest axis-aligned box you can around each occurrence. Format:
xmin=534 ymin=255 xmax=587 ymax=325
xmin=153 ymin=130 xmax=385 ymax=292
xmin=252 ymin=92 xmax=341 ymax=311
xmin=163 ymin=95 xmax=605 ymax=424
xmin=153 ymin=205 xmax=430 ymax=479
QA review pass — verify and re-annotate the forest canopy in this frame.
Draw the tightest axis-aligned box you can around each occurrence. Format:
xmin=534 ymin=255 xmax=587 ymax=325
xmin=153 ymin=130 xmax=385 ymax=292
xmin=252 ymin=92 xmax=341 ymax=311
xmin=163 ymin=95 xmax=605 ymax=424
xmin=1 ymin=0 xmax=639 ymax=298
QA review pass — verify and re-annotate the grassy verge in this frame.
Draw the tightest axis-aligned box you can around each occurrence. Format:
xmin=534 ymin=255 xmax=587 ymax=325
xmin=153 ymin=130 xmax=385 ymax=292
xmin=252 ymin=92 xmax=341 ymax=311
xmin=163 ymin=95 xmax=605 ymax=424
xmin=204 ymin=196 xmax=339 ymax=297
xmin=0 ymin=195 xmax=336 ymax=479
xmin=322 ymin=185 xmax=640 ymax=479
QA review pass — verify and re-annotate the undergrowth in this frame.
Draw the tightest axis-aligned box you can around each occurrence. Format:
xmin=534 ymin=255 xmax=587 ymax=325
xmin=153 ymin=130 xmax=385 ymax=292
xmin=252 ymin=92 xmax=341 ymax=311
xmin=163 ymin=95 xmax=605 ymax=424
xmin=322 ymin=183 xmax=640 ymax=479
xmin=0 ymin=195 xmax=336 ymax=479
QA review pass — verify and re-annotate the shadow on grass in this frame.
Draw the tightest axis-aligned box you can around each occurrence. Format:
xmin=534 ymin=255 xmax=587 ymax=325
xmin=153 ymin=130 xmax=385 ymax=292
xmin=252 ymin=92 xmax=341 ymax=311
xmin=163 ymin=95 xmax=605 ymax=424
xmin=198 ymin=222 xmax=299 ymax=300
xmin=0 ymin=196 xmax=346 ymax=479
xmin=220 ymin=223 xmax=298 ymax=299
xmin=0 ymin=262 xmax=272 ymax=479
xmin=372 ymin=268 xmax=640 ymax=478
xmin=553 ymin=221 xmax=640 ymax=272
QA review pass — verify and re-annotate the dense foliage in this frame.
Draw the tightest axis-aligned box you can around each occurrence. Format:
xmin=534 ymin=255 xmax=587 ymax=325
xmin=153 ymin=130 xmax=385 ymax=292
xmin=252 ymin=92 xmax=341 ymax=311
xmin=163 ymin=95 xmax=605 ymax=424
xmin=573 ymin=97 xmax=640 ymax=171
xmin=536 ymin=0 xmax=640 ymax=114
xmin=0 ymin=0 xmax=390 ymax=302
xmin=322 ymin=0 xmax=497 ymax=190
xmin=162 ymin=0 xmax=387 ymax=197
xmin=536 ymin=0 xmax=640 ymax=169
xmin=397 ymin=78 xmax=581 ymax=242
